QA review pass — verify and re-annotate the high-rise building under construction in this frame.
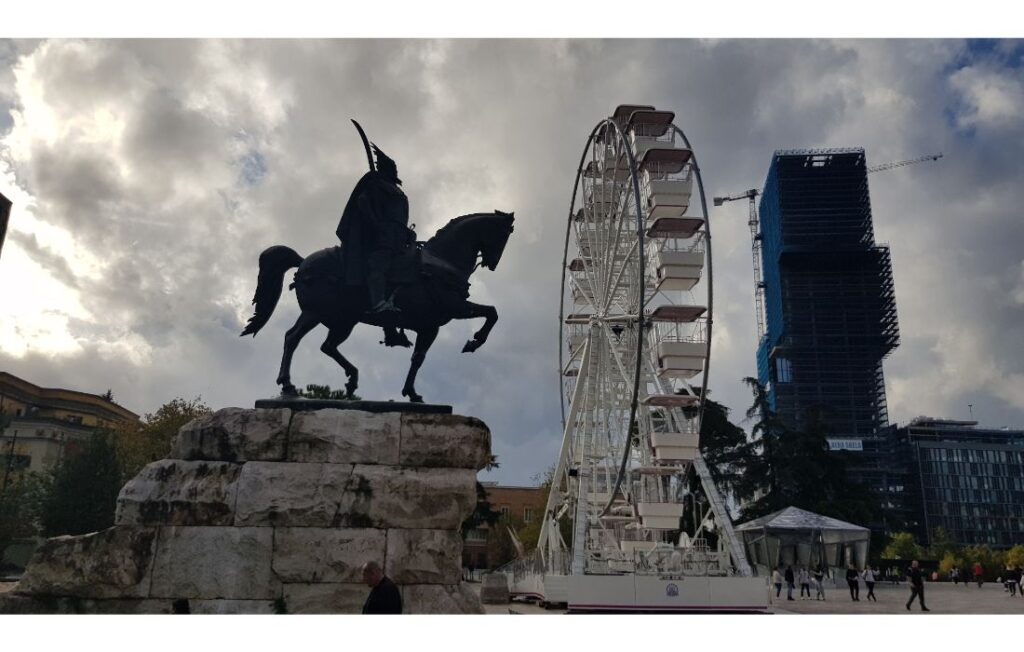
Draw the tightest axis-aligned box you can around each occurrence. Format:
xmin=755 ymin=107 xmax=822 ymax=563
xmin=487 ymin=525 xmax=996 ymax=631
xmin=756 ymin=148 xmax=900 ymax=438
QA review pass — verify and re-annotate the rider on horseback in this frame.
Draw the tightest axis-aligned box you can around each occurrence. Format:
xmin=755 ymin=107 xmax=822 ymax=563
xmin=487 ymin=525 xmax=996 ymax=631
xmin=338 ymin=121 xmax=416 ymax=316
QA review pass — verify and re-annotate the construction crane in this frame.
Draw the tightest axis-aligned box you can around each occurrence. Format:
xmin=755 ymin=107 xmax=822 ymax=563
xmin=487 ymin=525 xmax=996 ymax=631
xmin=714 ymin=152 xmax=943 ymax=342
xmin=867 ymin=152 xmax=943 ymax=174
xmin=713 ymin=189 xmax=765 ymax=337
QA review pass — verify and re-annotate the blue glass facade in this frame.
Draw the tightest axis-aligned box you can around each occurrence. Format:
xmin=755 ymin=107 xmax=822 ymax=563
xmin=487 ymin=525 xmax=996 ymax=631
xmin=871 ymin=419 xmax=1024 ymax=547
xmin=755 ymin=149 xmax=899 ymax=436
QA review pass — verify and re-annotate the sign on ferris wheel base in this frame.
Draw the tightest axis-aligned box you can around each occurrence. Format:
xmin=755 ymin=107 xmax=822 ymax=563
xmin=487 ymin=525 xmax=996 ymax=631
xmin=508 ymin=572 xmax=768 ymax=612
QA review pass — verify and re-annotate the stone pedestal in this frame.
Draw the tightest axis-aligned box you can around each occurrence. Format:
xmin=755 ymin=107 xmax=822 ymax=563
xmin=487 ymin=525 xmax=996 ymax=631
xmin=1 ymin=407 xmax=490 ymax=614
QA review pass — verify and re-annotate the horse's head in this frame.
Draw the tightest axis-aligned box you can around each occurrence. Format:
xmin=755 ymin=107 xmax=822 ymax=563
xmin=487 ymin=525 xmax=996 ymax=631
xmin=479 ymin=210 xmax=515 ymax=271
xmin=426 ymin=210 xmax=515 ymax=274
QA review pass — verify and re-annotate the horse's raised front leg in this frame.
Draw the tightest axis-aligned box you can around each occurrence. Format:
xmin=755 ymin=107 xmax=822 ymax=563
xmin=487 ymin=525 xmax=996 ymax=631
xmin=454 ymin=300 xmax=498 ymax=353
xmin=401 ymin=326 xmax=439 ymax=403
xmin=276 ymin=310 xmax=319 ymax=396
xmin=320 ymin=322 xmax=360 ymax=398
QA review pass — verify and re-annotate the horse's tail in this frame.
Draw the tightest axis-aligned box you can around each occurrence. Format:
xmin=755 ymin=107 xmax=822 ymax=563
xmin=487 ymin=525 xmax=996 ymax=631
xmin=240 ymin=245 xmax=304 ymax=337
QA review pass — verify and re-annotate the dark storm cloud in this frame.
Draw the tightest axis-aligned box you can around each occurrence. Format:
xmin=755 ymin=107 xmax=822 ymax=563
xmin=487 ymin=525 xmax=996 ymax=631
xmin=1 ymin=39 xmax=1023 ymax=483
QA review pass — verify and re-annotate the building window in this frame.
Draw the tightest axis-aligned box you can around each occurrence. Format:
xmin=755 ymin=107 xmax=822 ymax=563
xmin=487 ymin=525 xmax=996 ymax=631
xmin=776 ymin=358 xmax=793 ymax=383
xmin=499 ymin=506 xmax=510 ymax=518
xmin=524 ymin=507 xmax=534 ymax=523
xmin=466 ymin=528 xmax=488 ymax=542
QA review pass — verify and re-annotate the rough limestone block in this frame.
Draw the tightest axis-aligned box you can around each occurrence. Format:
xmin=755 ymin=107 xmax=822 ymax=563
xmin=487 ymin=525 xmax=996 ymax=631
xmin=273 ymin=528 xmax=385 ymax=583
xmin=385 ymin=529 xmax=463 ymax=584
xmin=0 ymin=595 xmax=174 ymax=614
xmin=189 ymin=599 xmax=279 ymax=614
xmin=170 ymin=408 xmax=291 ymax=462
xmin=234 ymin=462 xmax=340 ymax=527
xmin=115 ymin=459 xmax=242 ymax=527
xmin=17 ymin=526 xmax=158 ymax=599
xmin=288 ymin=409 xmax=400 ymax=464
xmin=399 ymin=413 xmax=491 ymax=470
xmin=0 ymin=594 xmax=78 ymax=614
xmin=282 ymin=583 xmax=367 ymax=614
xmin=401 ymin=583 xmax=484 ymax=614
xmin=149 ymin=526 xmax=279 ymax=600
xmin=330 ymin=465 xmax=478 ymax=530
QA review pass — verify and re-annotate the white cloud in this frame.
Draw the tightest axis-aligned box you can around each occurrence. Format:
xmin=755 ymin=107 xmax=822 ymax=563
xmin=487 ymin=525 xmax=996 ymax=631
xmin=949 ymin=64 xmax=1024 ymax=130
xmin=2 ymin=39 xmax=1024 ymax=480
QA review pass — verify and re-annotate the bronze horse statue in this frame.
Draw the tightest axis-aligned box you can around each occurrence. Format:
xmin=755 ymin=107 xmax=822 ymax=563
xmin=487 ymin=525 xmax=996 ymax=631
xmin=241 ymin=210 xmax=515 ymax=402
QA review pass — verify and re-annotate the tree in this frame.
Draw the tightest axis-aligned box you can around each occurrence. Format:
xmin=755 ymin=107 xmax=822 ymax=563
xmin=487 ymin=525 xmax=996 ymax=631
xmin=1005 ymin=544 xmax=1024 ymax=569
xmin=461 ymin=455 xmax=501 ymax=538
xmin=100 ymin=389 xmax=115 ymax=403
xmin=113 ymin=396 xmax=211 ymax=482
xmin=882 ymin=532 xmax=924 ymax=560
xmin=698 ymin=397 xmax=747 ymax=493
xmin=928 ymin=526 xmax=956 ymax=560
xmin=938 ymin=551 xmax=964 ymax=579
xmin=39 ymin=431 xmax=122 ymax=537
xmin=0 ymin=472 xmax=50 ymax=558
xmin=730 ymin=379 xmax=881 ymax=527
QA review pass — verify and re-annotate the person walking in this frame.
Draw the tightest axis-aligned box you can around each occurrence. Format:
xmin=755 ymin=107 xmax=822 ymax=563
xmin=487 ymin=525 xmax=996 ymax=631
xmin=951 ymin=567 xmax=959 ymax=585
xmin=862 ymin=566 xmax=877 ymax=602
xmin=906 ymin=560 xmax=930 ymax=612
xmin=798 ymin=566 xmax=811 ymax=600
xmin=361 ymin=561 xmax=403 ymax=614
xmin=846 ymin=564 xmax=860 ymax=601
xmin=772 ymin=566 xmax=784 ymax=599
xmin=813 ymin=565 xmax=826 ymax=600
xmin=784 ymin=564 xmax=796 ymax=601
xmin=973 ymin=561 xmax=984 ymax=587
xmin=1006 ymin=566 xmax=1019 ymax=597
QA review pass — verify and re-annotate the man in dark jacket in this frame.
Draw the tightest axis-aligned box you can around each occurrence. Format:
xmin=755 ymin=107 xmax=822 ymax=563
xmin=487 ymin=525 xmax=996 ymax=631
xmin=906 ymin=559 xmax=930 ymax=611
xmin=362 ymin=561 xmax=402 ymax=614
xmin=845 ymin=564 xmax=860 ymax=601
xmin=784 ymin=565 xmax=795 ymax=601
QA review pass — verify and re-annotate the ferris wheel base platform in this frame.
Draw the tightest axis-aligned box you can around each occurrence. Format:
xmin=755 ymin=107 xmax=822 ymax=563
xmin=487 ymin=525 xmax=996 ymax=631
xmin=516 ymin=574 xmax=768 ymax=612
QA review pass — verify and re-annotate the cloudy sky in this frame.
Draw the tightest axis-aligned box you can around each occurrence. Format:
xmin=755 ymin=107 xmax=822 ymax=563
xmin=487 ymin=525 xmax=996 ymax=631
xmin=1 ymin=39 xmax=1023 ymax=484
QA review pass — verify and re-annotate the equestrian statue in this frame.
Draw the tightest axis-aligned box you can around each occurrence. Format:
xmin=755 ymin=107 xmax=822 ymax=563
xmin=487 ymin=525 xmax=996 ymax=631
xmin=241 ymin=120 xmax=515 ymax=403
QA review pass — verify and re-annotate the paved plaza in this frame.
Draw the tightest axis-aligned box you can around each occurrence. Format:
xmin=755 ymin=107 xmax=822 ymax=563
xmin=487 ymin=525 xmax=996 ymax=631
xmin=5 ymin=578 xmax=1023 ymax=615
xmin=479 ymin=580 xmax=1024 ymax=615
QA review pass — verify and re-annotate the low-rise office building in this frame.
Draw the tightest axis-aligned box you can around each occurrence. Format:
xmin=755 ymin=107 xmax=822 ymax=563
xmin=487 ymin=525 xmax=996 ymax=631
xmin=846 ymin=416 xmax=1024 ymax=548
xmin=0 ymin=371 xmax=140 ymax=476
xmin=462 ymin=482 xmax=547 ymax=571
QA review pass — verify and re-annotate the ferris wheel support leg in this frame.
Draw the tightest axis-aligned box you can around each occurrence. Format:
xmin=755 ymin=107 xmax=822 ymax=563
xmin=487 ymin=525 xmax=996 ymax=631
xmin=539 ymin=336 xmax=592 ymax=557
xmin=571 ymin=471 xmax=590 ymax=576
xmin=692 ymin=455 xmax=753 ymax=577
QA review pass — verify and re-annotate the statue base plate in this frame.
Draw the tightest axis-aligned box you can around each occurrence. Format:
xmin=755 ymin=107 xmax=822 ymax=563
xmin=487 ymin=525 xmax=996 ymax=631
xmin=254 ymin=397 xmax=452 ymax=414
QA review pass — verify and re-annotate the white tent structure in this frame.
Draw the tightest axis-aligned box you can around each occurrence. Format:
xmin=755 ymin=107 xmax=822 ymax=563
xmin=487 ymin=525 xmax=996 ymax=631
xmin=735 ymin=506 xmax=870 ymax=575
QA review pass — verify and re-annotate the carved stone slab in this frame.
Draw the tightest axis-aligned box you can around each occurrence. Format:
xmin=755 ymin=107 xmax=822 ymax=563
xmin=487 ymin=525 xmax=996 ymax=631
xmin=385 ymin=528 xmax=463 ymax=584
xmin=149 ymin=526 xmax=279 ymax=600
xmin=272 ymin=527 xmax=385 ymax=583
xmin=255 ymin=398 xmax=451 ymax=414
xmin=281 ymin=583 xmax=367 ymax=614
xmin=288 ymin=409 xmax=401 ymax=465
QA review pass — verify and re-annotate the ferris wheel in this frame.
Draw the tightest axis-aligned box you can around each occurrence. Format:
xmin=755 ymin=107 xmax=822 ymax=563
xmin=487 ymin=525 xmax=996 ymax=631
xmin=523 ymin=105 xmax=759 ymax=610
